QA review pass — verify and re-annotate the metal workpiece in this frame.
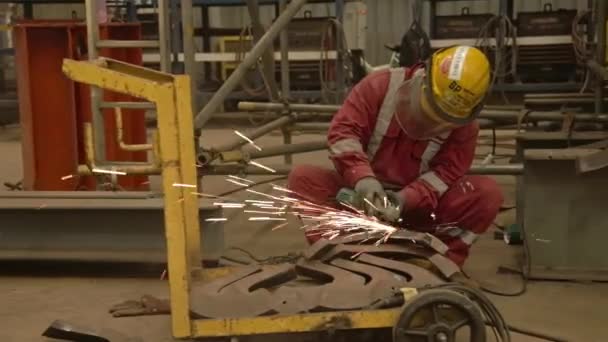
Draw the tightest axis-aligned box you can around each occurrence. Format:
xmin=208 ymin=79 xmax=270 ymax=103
xmin=213 ymin=115 xmax=297 ymax=152
xmin=357 ymin=254 xmax=443 ymax=286
xmin=190 ymin=250 xmax=446 ymax=319
xmin=191 ymin=265 xmax=297 ymax=318
xmin=194 ymin=0 xmax=309 ymax=129
xmin=278 ymin=261 xmax=368 ymax=313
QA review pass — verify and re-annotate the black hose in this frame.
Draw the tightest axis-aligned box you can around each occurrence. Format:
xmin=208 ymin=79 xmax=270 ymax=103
xmin=502 ymin=323 xmax=570 ymax=342
xmin=480 ymin=273 xmax=527 ymax=297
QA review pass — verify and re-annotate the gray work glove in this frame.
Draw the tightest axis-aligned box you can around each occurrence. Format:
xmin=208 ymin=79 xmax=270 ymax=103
xmin=378 ymin=190 xmax=405 ymax=223
xmin=354 ymin=177 xmax=386 ymax=216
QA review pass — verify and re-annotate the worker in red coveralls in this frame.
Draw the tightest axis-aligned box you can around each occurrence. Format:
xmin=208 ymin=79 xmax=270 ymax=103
xmin=288 ymin=46 xmax=503 ymax=267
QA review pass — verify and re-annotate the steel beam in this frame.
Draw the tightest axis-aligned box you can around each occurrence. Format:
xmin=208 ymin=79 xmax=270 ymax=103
xmin=193 ymin=0 xmax=308 ymax=129
xmin=0 ymin=192 xmax=223 ymax=263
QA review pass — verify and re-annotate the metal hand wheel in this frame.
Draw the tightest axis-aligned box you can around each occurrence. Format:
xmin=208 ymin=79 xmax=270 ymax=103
xmin=393 ymin=289 xmax=486 ymax=342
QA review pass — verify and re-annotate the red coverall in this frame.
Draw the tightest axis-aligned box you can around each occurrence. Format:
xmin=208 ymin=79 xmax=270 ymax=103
xmin=287 ymin=67 xmax=503 ymax=266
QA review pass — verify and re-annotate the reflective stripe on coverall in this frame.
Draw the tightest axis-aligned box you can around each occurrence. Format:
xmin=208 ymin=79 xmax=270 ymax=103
xmin=287 ymin=67 xmax=503 ymax=266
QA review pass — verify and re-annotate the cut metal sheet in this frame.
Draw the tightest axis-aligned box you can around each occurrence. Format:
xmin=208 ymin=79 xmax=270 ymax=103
xmin=303 ymin=238 xmax=335 ymax=260
xmin=191 ymin=264 xmax=296 ymax=318
xmin=274 ymin=260 xmax=368 ymax=314
xmin=328 ymin=229 xmax=449 ymax=255
xmin=330 ymin=258 xmax=408 ymax=300
xmin=356 ymin=254 xmax=443 ymax=287
xmin=387 ymin=230 xmax=449 ymax=255
xmin=321 ymin=244 xmax=459 ymax=280
xmin=320 ymin=244 xmax=431 ymax=262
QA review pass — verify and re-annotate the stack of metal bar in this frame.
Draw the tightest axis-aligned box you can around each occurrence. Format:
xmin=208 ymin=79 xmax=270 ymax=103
xmin=190 ymin=230 xmax=458 ymax=318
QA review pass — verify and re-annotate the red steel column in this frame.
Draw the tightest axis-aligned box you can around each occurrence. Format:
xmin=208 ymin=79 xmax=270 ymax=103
xmin=15 ymin=21 xmax=150 ymax=191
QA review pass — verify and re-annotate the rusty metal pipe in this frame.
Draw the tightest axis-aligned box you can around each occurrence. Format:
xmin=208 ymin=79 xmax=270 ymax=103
xmin=239 ymin=102 xmax=608 ymax=123
xmin=248 ymin=140 xmax=327 ymax=159
xmin=482 ymin=111 xmax=608 ymax=123
xmin=524 ymin=93 xmax=593 ymax=99
xmin=203 ymin=163 xmax=523 ymax=176
xmin=239 ymin=101 xmax=524 ymax=114
xmin=114 ymin=108 xmax=153 ymax=151
xmin=289 ymin=123 xmax=331 ymax=131
xmin=238 ymin=101 xmax=339 ymax=113
xmin=213 ymin=115 xmax=296 ymax=152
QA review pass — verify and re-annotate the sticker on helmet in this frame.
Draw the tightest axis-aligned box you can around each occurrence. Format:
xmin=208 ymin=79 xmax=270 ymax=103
xmin=440 ymin=56 xmax=452 ymax=74
xmin=448 ymin=46 xmax=470 ymax=81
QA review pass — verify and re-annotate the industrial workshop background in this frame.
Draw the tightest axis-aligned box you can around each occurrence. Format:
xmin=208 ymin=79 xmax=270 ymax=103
xmin=0 ymin=0 xmax=607 ymax=341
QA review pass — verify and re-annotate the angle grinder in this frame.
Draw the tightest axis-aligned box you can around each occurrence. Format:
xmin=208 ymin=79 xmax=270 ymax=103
xmin=336 ymin=188 xmax=401 ymax=224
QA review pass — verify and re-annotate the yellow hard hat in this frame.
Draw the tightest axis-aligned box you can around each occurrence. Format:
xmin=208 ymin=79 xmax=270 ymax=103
xmin=422 ymin=46 xmax=490 ymax=124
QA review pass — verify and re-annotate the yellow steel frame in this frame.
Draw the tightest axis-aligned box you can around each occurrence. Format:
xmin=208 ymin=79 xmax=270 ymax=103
xmin=62 ymin=58 xmax=402 ymax=339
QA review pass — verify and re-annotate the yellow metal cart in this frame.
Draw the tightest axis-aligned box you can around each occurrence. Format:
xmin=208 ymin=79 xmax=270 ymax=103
xmin=62 ymin=58 xmax=495 ymax=342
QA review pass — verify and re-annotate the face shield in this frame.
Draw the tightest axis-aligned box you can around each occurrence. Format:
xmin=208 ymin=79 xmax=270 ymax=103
xmin=394 ymin=71 xmax=458 ymax=140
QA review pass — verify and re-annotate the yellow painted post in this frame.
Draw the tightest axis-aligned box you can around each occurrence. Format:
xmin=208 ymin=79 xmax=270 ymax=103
xmin=154 ymin=84 xmax=193 ymax=338
xmin=62 ymin=58 xmax=217 ymax=339
xmin=173 ymin=75 xmax=202 ymax=269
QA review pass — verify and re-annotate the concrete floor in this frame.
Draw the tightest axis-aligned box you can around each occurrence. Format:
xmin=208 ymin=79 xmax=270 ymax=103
xmin=0 ymin=125 xmax=607 ymax=342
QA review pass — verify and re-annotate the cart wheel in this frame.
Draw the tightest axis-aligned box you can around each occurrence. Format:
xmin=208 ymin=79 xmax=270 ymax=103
xmin=393 ymin=289 xmax=486 ymax=342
